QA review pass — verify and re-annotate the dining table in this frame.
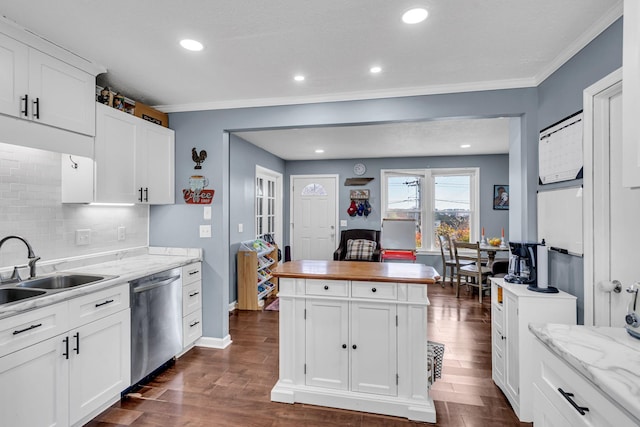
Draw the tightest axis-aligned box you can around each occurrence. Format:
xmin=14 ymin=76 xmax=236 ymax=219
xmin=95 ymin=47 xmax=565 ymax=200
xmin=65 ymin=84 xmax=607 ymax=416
xmin=479 ymin=243 xmax=510 ymax=267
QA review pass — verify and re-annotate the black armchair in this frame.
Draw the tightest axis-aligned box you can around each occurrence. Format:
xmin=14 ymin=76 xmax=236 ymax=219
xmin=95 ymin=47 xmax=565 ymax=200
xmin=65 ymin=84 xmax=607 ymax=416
xmin=491 ymin=259 xmax=509 ymax=278
xmin=333 ymin=229 xmax=381 ymax=262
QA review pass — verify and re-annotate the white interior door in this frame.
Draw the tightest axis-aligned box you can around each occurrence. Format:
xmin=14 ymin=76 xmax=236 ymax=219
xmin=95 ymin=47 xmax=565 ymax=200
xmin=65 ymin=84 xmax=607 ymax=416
xmin=291 ymin=175 xmax=338 ymax=260
xmin=588 ymin=71 xmax=640 ymax=326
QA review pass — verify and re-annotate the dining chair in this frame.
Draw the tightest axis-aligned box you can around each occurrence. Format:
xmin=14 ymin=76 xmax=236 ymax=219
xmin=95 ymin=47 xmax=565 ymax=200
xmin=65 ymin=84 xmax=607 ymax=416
xmin=453 ymin=240 xmax=493 ymax=303
xmin=437 ymin=234 xmax=474 ymax=287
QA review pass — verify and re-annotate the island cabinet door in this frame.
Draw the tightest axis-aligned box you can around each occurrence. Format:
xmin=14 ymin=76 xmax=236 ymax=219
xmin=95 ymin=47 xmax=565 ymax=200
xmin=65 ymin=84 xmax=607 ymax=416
xmin=350 ymin=301 xmax=397 ymax=396
xmin=305 ymin=299 xmax=349 ymax=390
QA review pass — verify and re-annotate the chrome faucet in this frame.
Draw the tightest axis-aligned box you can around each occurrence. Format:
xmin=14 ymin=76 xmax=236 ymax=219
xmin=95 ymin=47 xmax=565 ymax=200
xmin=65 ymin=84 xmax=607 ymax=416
xmin=0 ymin=235 xmax=40 ymax=282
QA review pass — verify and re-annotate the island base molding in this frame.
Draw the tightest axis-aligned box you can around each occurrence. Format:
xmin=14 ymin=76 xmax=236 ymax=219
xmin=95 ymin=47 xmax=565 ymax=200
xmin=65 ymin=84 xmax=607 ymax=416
xmin=271 ymin=381 xmax=437 ymax=423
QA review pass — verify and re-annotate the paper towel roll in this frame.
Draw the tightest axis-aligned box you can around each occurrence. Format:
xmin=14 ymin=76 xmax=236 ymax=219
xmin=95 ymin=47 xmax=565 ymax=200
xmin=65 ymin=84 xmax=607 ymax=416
xmin=537 ymin=245 xmax=548 ymax=289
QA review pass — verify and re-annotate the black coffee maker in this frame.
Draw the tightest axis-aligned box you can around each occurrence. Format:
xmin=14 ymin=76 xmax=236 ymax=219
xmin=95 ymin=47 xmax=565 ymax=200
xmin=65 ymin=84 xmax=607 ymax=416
xmin=504 ymin=242 xmax=537 ymax=285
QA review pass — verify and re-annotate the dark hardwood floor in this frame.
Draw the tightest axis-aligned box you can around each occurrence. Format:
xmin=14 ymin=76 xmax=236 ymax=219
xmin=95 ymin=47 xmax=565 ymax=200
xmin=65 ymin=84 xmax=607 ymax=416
xmin=86 ymin=282 xmax=532 ymax=426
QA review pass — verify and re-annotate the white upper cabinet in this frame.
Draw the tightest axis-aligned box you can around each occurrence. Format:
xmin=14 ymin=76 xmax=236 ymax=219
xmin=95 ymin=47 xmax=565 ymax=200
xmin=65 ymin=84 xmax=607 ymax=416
xmin=623 ymin=0 xmax=640 ymax=187
xmin=0 ymin=31 xmax=98 ymax=137
xmin=94 ymin=103 xmax=175 ymax=204
xmin=28 ymin=49 xmax=96 ymax=136
xmin=0 ymin=32 xmax=28 ymax=118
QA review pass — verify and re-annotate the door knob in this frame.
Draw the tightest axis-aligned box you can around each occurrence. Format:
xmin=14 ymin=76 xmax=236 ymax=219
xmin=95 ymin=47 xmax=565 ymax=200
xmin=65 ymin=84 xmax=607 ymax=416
xmin=600 ymin=280 xmax=622 ymax=293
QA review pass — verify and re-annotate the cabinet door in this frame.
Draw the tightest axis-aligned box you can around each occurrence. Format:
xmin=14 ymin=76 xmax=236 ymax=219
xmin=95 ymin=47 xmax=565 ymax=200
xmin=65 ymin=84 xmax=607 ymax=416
xmin=0 ymin=334 xmax=69 ymax=427
xmin=94 ymin=104 xmax=139 ymax=203
xmin=68 ymin=309 xmax=131 ymax=425
xmin=350 ymin=301 xmax=397 ymax=396
xmin=28 ymin=49 xmax=95 ymax=136
xmin=305 ymin=299 xmax=349 ymax=390
xmin=0 ymin=33 xmax=28 ymax=118
xmin=138 ymin=122 xmax=175 ymax=204
xmin=504 ymin=292 xmax=520 ymax=402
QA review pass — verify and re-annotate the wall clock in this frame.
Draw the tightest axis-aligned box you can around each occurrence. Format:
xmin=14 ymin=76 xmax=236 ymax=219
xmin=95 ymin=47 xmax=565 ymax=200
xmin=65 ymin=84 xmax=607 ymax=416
xmin=353 ymin=163 xmax=366 ymax=176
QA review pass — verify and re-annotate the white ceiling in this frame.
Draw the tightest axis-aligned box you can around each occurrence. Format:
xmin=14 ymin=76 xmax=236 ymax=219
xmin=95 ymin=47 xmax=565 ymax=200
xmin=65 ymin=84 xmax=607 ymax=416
xmin=0 ymin=1 xmax=621 ymax=159
xmin=235 ymin=118 xmax=511 ymax=160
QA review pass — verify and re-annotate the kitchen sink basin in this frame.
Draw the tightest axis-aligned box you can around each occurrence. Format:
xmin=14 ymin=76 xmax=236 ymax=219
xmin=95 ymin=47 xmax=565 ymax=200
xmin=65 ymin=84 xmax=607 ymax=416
xmin=16 ymin=274 xmax=107 ymax=290
xmin=0 ymin=288 xmax=46 ymax=304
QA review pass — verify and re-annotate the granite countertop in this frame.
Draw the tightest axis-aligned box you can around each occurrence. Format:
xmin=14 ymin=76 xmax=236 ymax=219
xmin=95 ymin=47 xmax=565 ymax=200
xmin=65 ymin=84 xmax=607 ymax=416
xmin=0 ymin=246 xmax=202 ymax=319
xmin=529 ymin=323 xmax=640 ymax=422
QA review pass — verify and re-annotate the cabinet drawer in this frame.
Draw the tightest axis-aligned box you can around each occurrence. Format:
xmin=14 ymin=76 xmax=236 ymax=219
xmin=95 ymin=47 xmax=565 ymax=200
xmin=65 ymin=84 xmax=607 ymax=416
xmin=68 ymin=283 xmax=129 ymax=329
xmin=0 ymin=302 xmax=69 ymax=358
xmin=183 ymin=281 xmax=202 ymax=315
xmin=305 ymin=279 xmax=348 ymax=297
xmin=183 ymin=310 xmax=202 ymax=348
xmin=534 ymin=341 xmax=639 ymax=427
xmin=351 ymin=281 xmax=397 ymax=300
xmin=182 ymin=262 xmax=202 ymax=285
xmin=492 ymin=301 xmax=504 ymax=330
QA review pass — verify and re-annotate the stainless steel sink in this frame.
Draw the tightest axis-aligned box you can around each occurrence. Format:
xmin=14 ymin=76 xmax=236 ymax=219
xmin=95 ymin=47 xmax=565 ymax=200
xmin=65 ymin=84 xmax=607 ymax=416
xmin=16 ymin=274 xmax=107 ymax=290
xmin=0 ymin=288 xmax=46 ymax=304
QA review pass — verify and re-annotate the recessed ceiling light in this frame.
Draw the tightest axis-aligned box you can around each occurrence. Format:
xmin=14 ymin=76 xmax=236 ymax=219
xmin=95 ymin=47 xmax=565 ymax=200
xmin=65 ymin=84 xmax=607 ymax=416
xmin=180 ymin=39 xmax=203 ymax=51
xmin=402 ymin=8 xmax=428 ymax=24
xmin=370 ymin=66 xmax=382 ymax=74
xmin=315 ymin=149 xmax=325 ymax=153
xmin=294 ymin=75 xmax=305 ymax=82
xmin=460 ymin=144 xmax=471 ymax=148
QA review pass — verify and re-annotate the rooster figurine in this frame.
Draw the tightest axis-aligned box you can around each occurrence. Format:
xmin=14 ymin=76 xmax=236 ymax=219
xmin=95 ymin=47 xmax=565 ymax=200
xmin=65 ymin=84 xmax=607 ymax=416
xmin=192 ymin=147 xmax=207 ymax=169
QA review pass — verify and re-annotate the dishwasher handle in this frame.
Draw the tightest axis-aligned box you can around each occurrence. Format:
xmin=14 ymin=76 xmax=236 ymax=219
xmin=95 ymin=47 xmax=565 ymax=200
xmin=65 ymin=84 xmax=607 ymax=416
xmin=132 ymin=275 xmax=180 ymax=293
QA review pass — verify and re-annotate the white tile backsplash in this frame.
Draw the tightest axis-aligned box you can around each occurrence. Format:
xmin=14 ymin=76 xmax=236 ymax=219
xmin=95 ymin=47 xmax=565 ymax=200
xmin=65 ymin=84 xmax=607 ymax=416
xmin=0 ymin=143 xmax=148 ymax=270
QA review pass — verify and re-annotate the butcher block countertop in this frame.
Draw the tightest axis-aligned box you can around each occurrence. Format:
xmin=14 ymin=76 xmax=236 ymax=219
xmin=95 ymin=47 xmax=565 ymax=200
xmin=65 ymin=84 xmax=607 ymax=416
xmin=272 ymin=260 xmax=440 ymax=284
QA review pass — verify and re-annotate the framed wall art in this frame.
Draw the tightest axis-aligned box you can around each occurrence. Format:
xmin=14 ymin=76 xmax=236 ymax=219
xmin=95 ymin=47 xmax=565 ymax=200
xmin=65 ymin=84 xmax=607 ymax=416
xmin=493 ymin=185 xmax=509 ymax=210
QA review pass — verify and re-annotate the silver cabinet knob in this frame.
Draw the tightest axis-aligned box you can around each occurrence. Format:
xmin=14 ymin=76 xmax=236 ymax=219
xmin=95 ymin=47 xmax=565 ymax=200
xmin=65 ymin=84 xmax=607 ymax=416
xmin=600 ymin=280 xmax=622 ymax=293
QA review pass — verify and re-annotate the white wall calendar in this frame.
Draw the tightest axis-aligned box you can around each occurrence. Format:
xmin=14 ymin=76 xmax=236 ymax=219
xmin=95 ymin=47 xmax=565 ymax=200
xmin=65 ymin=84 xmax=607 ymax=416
xmin=538 ymin=111 xmax=583 ymax=184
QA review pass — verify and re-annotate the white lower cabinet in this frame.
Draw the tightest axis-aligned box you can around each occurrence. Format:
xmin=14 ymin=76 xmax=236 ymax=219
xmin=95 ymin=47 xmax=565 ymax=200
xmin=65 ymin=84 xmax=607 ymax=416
xmin=272 ymin=278 xmax=434 ymax=422
xmin=181 ymin=262 xmax=202 ymax=349
xmin=69 ymin=309 xmax=130 ymax=426
xmin=0 ymin=283 xmax=131 ymax=427
xmin=490 ymin=278 xmax=577 ymax=422
xmin=532 ymin=338 xmax=639 ymax=427
xmin=0 ymin=333 xmax=70 ymax=427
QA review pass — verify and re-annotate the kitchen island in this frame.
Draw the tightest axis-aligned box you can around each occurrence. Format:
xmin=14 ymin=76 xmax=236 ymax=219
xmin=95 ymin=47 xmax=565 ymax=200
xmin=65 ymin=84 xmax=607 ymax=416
xmin=270 ymin=260 xmax=439 ymax=423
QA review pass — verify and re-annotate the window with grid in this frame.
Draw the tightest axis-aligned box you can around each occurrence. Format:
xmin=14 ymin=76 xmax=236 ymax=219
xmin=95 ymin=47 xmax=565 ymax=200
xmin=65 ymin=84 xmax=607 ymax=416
xmin=381 ymin=168 xmax=479 ymax=251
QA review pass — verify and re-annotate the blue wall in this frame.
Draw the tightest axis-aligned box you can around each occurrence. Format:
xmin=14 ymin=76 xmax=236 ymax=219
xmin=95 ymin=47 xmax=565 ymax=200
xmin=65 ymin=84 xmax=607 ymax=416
xmin=151 ymin=89 xmax=537 ymax=340
xmin=536 ymin=17 xmax=623 ymax=324
xmin=229 ymin=134 xmax=285 ymax=303
xmin=284 ymin=154 xmax=509 ymax=274
xmin=149 ymin=18 xmax=622 ymax=338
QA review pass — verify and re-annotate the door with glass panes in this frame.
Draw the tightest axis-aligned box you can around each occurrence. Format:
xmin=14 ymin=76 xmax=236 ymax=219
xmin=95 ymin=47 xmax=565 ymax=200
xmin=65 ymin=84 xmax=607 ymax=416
xmin=256 ymin=167 xmax=282 ymax=245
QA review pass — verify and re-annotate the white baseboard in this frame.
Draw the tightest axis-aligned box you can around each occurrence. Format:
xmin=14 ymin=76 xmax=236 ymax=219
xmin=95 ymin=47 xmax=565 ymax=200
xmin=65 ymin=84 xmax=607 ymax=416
xmin=196 ymin=334 xmax=232 ymax=349
xmin=229 ymin=301 xmax=237 ymax=312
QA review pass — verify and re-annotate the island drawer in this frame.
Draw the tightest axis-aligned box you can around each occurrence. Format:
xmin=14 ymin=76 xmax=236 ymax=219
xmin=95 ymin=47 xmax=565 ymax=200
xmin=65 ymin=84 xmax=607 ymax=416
xmin=0 ymin=302 xmax=69 ymax=358
xmin=305 ymin=279 xmax=348 ymax=297
xmin=351 ymin=281 xmax=397 ymax=300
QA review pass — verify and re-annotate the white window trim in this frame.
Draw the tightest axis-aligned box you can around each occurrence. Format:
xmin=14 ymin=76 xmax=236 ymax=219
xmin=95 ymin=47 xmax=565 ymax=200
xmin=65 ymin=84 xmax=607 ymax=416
xmin=255 ymin=165 xmax=283 ymax=247
xmin=381 ymin=167 xmax=480 ymax=253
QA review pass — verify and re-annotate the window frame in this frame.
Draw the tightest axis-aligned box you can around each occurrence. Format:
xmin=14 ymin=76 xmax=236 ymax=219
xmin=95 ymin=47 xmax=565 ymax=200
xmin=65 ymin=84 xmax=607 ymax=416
xmin=381 ymin=167 xmax=480 ymax=253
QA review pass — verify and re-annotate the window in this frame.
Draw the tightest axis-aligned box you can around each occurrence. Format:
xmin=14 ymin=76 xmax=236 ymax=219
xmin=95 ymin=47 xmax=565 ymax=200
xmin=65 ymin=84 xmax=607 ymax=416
xmin=256 ymin=176 xmax=276 ymax=237
xmin=381 ymin=168 xmax=479 ymax=251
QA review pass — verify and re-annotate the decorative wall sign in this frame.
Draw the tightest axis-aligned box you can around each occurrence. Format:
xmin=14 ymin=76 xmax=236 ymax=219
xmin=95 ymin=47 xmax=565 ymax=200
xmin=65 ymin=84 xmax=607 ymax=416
xmin=192 ymin=147 xmax=207 ymax=169
xmin=183 ymin=189 xmax=214 ymax=204
xmin=183 ymin=174 xmax=214 ymax=204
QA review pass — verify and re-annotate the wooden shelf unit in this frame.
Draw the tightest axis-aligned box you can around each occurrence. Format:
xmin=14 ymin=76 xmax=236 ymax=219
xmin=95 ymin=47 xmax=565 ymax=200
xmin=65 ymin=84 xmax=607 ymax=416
xmin=237 ymin=239 xmax=278 ymax=310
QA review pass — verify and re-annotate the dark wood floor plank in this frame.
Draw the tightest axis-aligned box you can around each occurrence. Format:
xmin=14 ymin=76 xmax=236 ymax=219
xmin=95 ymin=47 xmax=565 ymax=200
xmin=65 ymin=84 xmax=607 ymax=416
xmin=86 ymin=282 xmax=531 ymax=426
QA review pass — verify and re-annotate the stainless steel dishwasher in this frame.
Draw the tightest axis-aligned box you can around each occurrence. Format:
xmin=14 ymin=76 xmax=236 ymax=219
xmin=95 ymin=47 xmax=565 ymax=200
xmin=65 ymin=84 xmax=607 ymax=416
xmin=130 ymin=267 xmax=182 ymax=385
